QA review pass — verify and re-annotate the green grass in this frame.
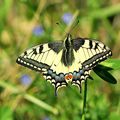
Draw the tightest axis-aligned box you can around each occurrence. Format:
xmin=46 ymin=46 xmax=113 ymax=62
xmin=0 ymin=0 xmax=120 ymax=120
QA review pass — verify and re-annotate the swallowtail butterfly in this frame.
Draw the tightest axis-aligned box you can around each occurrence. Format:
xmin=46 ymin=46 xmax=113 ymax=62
xmin=16 ymin=34 xmax=112 ymax=95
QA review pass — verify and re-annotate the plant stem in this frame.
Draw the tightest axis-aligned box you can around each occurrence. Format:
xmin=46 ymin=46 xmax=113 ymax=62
xmin=89 ymin=4 xmax=120 ymax=19
xmin=0 ymin=81 xmax=58 ymax=115
xmin=82 ymin=80 xmax=87 ymax=120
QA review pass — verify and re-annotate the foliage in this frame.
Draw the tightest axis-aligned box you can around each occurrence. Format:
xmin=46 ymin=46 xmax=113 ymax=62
xmin=0 ymin=0 xmax=120 ymax=120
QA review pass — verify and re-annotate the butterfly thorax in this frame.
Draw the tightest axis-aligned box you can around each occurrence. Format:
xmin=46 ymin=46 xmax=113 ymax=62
xmin=61 ymin=34 xmax=75 ymax=67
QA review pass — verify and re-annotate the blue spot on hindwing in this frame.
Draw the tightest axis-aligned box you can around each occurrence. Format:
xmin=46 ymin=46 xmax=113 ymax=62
xmin=79 ymin=69 xmax=84 ymax=75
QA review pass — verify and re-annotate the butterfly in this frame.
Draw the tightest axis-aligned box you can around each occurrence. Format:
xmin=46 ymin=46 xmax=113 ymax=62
xmin=16 ymin=34 xmax=112 ymax=95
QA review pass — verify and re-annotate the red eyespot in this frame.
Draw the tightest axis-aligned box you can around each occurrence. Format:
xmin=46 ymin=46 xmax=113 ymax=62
xmin=65 ymin=74 xmax=73 ymax=81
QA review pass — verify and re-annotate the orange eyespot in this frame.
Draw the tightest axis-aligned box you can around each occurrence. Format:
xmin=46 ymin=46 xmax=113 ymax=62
xmin=65 ymin=74 xmax=73 ymax=81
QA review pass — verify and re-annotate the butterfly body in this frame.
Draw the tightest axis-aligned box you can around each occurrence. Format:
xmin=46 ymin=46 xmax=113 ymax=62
xmin=16 ymin=34 xmax=112 ymax=94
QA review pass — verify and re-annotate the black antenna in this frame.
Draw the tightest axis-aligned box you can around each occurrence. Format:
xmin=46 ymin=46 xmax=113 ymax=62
xmin=56 ymin=22 xmax=64 ymax=31
xmin=56 ymin=20 xmax=79 ymax=33
xmin=69 ymin=20 xmax=79 ymax=33
xmin=56 ymin=20 xmax=79 ymax=38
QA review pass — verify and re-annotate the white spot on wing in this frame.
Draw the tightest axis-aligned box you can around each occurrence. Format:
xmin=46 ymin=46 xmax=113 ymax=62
xmin=36 ymin=46 xmax=40 ymax=53
xmin=99 ymin=43 xmax=104 ymax=48
xmin=42 ymin=44 xmax=50 ymax=52
xmin=91 ymin=41 xmax=96 ymax=49
xmin=82 ymin=40 xmax=90 ymax=48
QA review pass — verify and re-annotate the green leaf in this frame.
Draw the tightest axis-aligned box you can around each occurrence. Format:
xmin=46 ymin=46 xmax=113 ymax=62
xmin=0 ymin=106 xmax=13 ymax=120
xmin=109 ymin=112 xmax=120 ymax=120
xmin=0 ymin=0 xmax=13 ymax=20
xmin=93 ymin=65 xmax=117 ymax=84
xmin=101 ymin=59 xmax=120 ymax=70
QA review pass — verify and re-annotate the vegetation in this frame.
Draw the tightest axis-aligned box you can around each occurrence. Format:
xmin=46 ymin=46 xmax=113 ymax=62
xmin=0 ymin=0 xmax=120 ymax=120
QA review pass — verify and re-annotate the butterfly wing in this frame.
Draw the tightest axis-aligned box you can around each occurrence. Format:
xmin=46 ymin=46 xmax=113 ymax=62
xmin=16 ymin=41 xmax=69 ymax=95
xmin=72 ymin=38 xmax=112 ymax=87
xmin=16 ymin=37 xmax=112 ymax=94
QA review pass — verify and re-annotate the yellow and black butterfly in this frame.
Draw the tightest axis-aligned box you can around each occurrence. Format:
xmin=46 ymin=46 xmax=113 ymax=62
xmin=16 ymin=34 xmax=112 ymax=95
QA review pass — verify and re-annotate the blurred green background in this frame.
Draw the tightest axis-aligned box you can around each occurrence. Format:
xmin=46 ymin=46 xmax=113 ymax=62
xmin=0 ymin=0 xmax=120 ymax=120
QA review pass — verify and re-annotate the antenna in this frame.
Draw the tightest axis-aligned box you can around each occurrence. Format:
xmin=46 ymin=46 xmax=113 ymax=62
xmin=56 ymin=20 xmax=79 ymax=33
xmin=69 ymin=20 xmax=79 ymax=33
xmin=56 ymin=22 xmax=65 ymax=31
xmin=56 ymin=20 xmax=79 ymax=39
